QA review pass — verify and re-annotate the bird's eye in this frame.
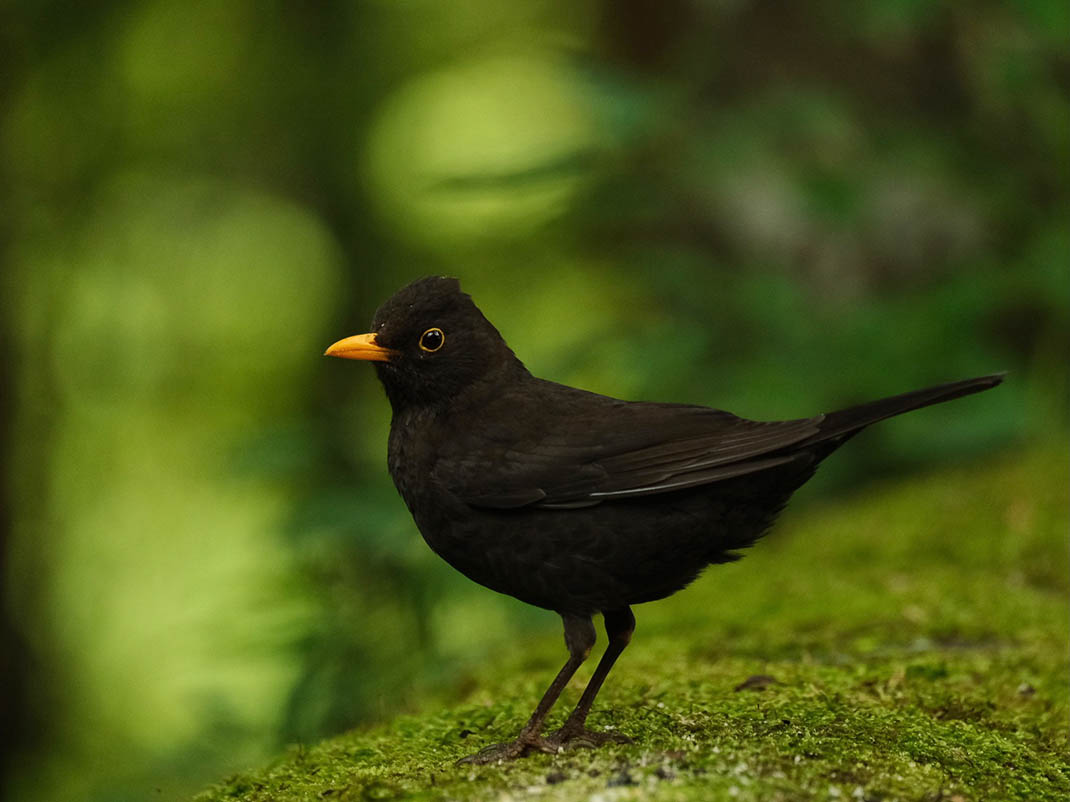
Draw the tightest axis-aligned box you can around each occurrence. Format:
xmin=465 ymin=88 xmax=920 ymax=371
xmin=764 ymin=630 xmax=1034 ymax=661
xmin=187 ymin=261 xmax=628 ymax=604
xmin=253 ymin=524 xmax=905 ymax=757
xmin=419 ymin=327 xmax=444 ymax=352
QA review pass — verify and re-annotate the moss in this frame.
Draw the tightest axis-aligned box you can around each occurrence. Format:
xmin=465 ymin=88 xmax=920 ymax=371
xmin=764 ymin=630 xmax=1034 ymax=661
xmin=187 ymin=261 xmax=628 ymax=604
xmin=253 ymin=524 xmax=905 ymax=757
xmin=195 ymin=447 xmax=1069 ymax=801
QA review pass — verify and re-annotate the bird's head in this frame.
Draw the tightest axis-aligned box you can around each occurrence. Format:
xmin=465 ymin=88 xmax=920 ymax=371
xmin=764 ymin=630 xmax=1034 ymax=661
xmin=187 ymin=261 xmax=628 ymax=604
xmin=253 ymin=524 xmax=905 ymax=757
xmin=325 ymin=276 xmax=524 ymax=411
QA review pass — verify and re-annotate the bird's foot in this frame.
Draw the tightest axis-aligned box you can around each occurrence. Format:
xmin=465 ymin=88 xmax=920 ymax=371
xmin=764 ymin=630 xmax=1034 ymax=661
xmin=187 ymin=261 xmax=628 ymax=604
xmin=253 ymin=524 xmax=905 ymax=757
xmin=544 ymin=724 xmax=633 ymax=751
xmin=456 ymin=725 xmax=633 ymax=764
xmin=456 ymin=734 xmax=557 ymax=765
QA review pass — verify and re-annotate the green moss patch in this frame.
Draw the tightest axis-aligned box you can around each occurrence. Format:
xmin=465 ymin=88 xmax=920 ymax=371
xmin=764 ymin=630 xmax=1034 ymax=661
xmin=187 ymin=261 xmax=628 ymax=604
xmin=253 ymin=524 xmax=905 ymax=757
xmin=196 ymin=447 xmax=1069 ymax=801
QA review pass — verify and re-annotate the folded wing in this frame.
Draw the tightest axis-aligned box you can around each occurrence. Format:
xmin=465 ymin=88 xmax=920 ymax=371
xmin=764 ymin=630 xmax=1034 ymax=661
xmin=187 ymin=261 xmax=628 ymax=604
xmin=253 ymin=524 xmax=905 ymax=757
xmin=436 ymin=399 xmax=823 ymax=510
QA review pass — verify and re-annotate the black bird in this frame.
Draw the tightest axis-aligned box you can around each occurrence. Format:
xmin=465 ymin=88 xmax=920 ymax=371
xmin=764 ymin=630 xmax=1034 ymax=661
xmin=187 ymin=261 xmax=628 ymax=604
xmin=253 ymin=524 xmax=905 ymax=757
xmin=325 ymin=276 xmax=1003 ymax=764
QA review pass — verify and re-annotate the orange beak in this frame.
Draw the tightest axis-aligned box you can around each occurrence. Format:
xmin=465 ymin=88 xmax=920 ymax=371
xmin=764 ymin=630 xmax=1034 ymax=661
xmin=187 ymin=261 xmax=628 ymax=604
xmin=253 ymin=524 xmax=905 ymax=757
xmin=324 ymin=333 xmax=397 ymax=362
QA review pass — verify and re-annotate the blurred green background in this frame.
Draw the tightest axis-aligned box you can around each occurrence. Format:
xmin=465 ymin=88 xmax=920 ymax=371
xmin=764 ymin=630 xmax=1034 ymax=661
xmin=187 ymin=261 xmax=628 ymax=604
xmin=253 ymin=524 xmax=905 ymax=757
xmin=1 ymin=1 xmax=1067 ymax=800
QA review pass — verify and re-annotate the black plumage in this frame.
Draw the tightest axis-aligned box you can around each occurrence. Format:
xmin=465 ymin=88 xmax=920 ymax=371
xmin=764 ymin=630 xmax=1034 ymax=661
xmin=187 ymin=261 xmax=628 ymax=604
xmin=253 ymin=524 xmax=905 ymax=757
xmin=325 ymin=276 xmax=1003 ymax=762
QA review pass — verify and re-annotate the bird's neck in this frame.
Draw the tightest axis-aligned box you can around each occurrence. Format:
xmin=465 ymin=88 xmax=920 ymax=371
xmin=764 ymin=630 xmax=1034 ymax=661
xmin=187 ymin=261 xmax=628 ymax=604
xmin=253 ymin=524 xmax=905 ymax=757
xmin=384 ymin=351 xmax=530 ymax=419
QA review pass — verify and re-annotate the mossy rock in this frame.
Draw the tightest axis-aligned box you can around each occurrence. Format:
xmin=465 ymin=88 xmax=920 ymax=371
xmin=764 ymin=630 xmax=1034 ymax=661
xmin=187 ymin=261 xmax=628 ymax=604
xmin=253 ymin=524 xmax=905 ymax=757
xmin=195 ymin=447 xmax=1069 ymax=801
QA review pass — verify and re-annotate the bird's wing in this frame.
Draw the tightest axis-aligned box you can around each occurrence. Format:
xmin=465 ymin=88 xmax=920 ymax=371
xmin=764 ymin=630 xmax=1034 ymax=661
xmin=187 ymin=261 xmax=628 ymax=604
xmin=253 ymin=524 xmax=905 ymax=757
xmin=436 ymin=396 xmax=824 ymax=510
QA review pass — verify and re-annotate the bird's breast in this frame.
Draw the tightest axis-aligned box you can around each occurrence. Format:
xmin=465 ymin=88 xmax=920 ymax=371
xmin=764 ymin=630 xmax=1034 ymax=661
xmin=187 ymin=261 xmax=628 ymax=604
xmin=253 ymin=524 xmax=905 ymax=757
xmin=387 ymin=410 xmax=436 ymax=506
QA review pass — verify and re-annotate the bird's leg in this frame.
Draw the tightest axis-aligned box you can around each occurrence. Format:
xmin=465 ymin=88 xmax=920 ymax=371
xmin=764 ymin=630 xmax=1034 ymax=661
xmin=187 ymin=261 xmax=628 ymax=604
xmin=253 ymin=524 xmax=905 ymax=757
xmin=545 ymin=606 xmax=635 ymax=749
xmin=457 ymin=614 xmax=595 ymax=764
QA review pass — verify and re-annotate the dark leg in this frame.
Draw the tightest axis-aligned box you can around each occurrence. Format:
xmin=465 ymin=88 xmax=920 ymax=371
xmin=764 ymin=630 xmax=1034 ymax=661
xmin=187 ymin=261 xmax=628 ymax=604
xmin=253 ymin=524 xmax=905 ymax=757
xmin=458 ymin=614 xmax=595 ymax=764
xmin=546 ymin=607 xmax=635 ymax=749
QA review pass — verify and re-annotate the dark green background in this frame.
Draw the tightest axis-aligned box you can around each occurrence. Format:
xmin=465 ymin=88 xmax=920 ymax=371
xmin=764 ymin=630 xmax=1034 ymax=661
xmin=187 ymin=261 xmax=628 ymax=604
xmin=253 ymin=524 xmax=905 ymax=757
xmin=2 ymin=2 xmax=1066 ymax=800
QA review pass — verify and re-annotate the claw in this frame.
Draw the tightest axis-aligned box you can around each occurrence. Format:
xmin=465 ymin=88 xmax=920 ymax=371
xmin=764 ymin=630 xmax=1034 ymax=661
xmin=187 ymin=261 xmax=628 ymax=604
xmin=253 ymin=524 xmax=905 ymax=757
xmin=456 ymin=735 xmax=557 ymax=765
xmin=545 ymin=726 xmax=632 ymax=751
xmin=458 ymin=727 xmax=631 ymax=764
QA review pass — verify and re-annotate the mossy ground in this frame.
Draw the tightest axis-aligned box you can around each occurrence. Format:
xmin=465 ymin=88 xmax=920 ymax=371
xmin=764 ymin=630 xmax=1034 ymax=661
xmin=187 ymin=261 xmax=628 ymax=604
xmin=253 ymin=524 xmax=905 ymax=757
xmin=196 ymin=447 xmax=1068 ymax=801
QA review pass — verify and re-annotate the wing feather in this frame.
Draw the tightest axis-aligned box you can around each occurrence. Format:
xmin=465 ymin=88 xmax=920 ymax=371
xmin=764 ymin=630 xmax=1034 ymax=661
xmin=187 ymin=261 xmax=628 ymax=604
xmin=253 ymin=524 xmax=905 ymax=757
xmin=437 ymin=397 xmax=822 ymax=510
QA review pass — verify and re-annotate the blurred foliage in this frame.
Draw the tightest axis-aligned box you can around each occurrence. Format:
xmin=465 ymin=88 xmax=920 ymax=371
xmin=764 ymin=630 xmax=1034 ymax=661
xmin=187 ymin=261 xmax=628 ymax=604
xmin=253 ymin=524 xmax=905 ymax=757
xmin=1 ymin=1 xmax=1067 ymax=801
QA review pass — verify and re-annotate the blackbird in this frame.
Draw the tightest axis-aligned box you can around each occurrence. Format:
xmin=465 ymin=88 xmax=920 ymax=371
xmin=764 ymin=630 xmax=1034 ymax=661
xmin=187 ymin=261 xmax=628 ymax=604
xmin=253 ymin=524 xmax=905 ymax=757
xmin=325 ymin=276 xmax=1003 ymax=764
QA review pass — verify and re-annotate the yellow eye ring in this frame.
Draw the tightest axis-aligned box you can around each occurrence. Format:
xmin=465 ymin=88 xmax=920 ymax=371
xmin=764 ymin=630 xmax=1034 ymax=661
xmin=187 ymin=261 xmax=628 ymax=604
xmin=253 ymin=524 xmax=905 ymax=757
xmin=419 ymin=327 xmax=445 ymax=352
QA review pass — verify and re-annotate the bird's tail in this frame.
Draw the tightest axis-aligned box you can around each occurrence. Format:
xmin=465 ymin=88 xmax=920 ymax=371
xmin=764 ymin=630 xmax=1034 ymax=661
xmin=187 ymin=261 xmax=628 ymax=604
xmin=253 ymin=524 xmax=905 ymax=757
xmin=808 ymin=373 xmax=1005 ymax=445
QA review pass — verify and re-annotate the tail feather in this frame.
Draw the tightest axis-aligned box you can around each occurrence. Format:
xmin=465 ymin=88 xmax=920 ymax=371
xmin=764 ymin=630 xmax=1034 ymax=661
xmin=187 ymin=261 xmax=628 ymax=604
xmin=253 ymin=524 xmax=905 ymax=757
xmin=808 ymin=373 xmax=1005 ymax=445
